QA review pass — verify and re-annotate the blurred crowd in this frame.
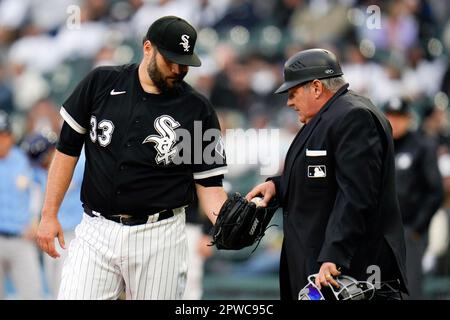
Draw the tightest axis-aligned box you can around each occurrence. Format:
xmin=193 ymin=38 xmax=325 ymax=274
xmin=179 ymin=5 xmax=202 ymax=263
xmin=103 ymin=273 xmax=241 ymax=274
xmin=1 ymin=0 xmax=450 ymax=299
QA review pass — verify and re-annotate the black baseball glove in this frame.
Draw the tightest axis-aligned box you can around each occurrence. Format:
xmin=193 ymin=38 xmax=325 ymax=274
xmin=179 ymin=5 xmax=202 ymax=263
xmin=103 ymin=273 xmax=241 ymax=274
xmin=210 ymin=193 xmax=279 ymax=250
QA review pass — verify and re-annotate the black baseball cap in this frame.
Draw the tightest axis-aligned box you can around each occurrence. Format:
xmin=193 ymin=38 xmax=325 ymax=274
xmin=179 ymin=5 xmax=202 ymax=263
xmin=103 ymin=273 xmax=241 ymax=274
xmin=145 ymin=16 xmax=201 ymax=67
xmin=383 ymin=98 xmax=411 ymax=115
xmin=0 ymin=111 xmax=11 ymax=133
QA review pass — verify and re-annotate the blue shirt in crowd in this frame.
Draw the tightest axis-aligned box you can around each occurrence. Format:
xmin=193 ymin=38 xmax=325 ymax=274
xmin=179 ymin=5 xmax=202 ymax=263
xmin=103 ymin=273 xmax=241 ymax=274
xmin=0 ymin=147 xmax=33 ymax=235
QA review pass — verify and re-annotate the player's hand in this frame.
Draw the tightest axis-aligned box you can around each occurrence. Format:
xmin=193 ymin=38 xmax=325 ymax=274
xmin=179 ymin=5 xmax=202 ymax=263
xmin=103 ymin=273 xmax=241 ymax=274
xmin=315 ymin=262 xmax=341 ymax=289
xmin=36 ymin=215 xmax=65 ymax=258
xmin=245 ymin=181 xmax=276 ymax=207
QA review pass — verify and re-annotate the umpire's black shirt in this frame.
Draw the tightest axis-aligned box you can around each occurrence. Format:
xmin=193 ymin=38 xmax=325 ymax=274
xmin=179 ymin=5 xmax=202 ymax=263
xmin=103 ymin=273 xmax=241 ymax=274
xmin=393 ymin=131 xmax=443 ymax=234
xmin=57 ymin=64 xmax=227 ymax=216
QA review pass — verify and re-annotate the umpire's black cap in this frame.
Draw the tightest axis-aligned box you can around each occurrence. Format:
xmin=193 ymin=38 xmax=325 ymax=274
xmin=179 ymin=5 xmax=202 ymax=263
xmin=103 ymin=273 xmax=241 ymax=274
xmin=382 ymin=98 xmax=411 ymax=115
xmin=145 ymin=16 xmax=201 ymax=67
xmin=275 ymin=48 xmax=343 ymax=94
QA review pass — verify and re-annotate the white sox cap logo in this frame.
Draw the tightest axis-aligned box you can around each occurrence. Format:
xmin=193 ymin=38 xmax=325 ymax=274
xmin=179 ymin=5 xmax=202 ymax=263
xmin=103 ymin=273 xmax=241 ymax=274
xmin=179 ymin=34 xmax=190 ymax=52
xmin=143 ymin=115 xmax=180 ymax=165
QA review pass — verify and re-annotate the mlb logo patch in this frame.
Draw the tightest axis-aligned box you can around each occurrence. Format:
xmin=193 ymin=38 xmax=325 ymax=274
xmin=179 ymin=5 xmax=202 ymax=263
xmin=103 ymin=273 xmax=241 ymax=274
xmin=308 ymin=165 xmax=326 ymax=178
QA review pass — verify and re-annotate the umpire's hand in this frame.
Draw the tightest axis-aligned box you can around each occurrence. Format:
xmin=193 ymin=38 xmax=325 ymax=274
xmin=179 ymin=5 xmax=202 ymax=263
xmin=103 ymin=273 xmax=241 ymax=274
xmin=37 ymin=216 xmax=66 ymax=258
xmin=245 ymin=181 xmax=276 ymax=207
xmin=315 ymin=262 xmax=341 ymax=289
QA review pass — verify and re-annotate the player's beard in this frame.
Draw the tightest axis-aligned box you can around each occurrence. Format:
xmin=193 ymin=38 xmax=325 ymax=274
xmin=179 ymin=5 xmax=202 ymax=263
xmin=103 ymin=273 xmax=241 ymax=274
xmin=147 ymin=50 xmax=186 ymax=94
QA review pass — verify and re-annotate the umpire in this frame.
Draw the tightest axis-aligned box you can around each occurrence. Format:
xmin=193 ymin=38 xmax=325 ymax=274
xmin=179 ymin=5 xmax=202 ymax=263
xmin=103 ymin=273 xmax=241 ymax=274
xmin=36 ymin=16 xmax=228 ymax=300
xmin=384 ymin=98 xmax=443 ymax=299
xmin=247 ymin=49 xmax=409 ymax=299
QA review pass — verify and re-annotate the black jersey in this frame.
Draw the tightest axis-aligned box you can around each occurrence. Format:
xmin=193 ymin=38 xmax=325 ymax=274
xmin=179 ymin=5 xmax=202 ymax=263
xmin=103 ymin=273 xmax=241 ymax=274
xmin=57 ymin=63 xmax=227 ymax=216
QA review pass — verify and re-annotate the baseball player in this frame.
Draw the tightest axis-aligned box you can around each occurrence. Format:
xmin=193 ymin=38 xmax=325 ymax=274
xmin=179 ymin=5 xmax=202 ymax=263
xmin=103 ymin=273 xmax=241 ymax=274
xmin=36 ymin=16 xmax=228 ymax=300
xmin=0 ymin=111 xmax=43 ymax=299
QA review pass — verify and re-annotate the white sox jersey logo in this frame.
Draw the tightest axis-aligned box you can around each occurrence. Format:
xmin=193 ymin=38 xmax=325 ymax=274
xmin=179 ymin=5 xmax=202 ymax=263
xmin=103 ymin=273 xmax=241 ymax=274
xmin=143 ymin=115 xmax=180 ymax=165
xmin=179 ymin=35 xmax=190 ymax=52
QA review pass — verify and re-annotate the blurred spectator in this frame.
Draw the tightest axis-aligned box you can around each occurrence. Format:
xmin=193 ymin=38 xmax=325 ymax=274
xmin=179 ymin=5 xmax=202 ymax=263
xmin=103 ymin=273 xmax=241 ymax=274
xmin=0 ymin=0 xmax=28 ymax=32
xmin=0 ymin=111 xmax=42 ymax=299
xmin=420 ymin=98 xmax=450 ymax=155
xmin=441 ymin=65 xmax=450 ymax=98
xmin=185 ymin=55 xmax=218 ymax=98
xmin=211 ymin=57 xmax=265 ymax=116
xmin=9 ymin=63 xmax=50 ymax=112
xmin=359 ymin=0 xmax=419 ymax=56
xmin=402 ymin=44 xmax=445 ymax=100
xmin=289 ymin=0 xmax=351 ymax=44
xmin=7 ymin=31 xmax=63 ymax=74
xmin=369 ymin=59 xmax=405 ymax=105
xmin=384 ymin=97 xmax=443 ymax=299
xmin=422 ymin=152 xmax=450 ymax=276
xmin=194 ymin=0 xmax=231 ymax=29
xmin=246 ymin=52 xmax=282 ymax=114
xmin=0 ymin=0 xmax=80 ymax=35
xmin=213 ymin=0 xmax=260 ymax=32
xmin=22 ymin=132 xmax=58 ymax=223
xmin=271 ymin=0 xmax=302 ymax=29
xmin=131 ymin=0 xmax=198 ymax=39
xmin=341 ymin=43 xmax=381 ymax=97
xmin=0 ymin=61 xmax=14 ymax=113
xmin=429 ymin=0 xmax=450 ymax=25
xmin=25 ymin=99 xmax=61 ymax=137
xmin=219 ymin=109 xmax=258 ymax=190
xmin=55 ymin=3 xmax=110 ymax=61
xmin=84 ymin=0 xmax=111 ymax=22
xmin=275 ymin=108 xmax=300 ymax=171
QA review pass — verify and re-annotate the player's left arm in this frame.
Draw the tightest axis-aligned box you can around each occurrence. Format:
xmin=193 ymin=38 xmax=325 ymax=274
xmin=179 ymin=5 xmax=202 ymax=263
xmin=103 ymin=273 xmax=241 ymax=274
xmin=195 ymin=183 xmax=228 ymax=225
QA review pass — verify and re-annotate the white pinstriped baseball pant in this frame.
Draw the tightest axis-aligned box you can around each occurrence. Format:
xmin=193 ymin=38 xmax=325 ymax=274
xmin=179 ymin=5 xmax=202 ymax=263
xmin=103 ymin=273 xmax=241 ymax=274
xmin=58 ymin=208 xmax=187 ymax=300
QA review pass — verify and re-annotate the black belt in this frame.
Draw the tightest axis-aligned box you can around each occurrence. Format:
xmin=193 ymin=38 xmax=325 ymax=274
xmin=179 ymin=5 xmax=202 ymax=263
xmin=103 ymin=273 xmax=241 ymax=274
xmin=83 ymin=205 xmax=175 ymax=226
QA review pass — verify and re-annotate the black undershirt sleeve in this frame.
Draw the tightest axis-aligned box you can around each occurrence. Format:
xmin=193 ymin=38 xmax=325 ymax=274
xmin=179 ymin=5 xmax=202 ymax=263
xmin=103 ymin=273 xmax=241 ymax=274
xmin=56 ymin=121 xmax=85 ymax=157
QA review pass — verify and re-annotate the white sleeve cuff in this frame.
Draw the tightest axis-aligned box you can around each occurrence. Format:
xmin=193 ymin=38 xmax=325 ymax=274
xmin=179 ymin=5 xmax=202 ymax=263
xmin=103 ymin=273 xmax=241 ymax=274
xmin=60 ymin=106 xmax=86 ymax=134
xmin=193 ymin=166 xmax=228 ymax=180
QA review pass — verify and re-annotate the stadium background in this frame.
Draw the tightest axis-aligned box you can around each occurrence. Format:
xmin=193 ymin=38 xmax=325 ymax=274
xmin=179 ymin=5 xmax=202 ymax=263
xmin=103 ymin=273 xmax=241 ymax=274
xmin=1 ymin=0 xmax=450 ymax=299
